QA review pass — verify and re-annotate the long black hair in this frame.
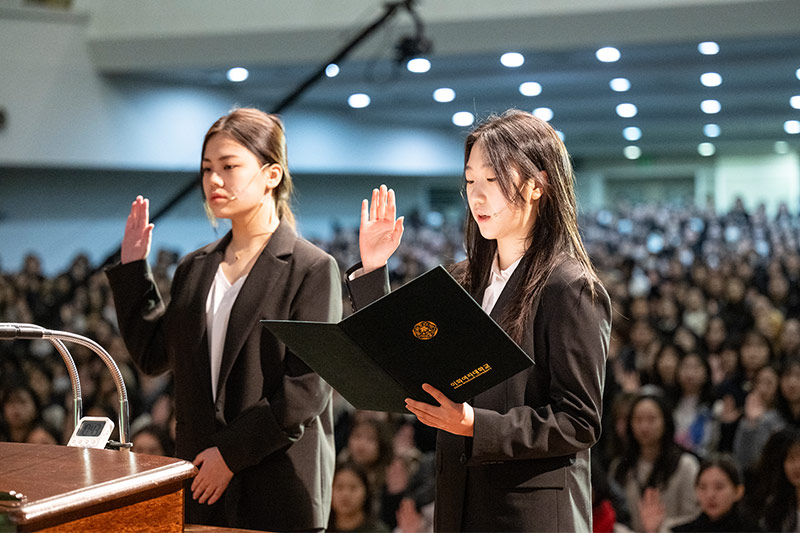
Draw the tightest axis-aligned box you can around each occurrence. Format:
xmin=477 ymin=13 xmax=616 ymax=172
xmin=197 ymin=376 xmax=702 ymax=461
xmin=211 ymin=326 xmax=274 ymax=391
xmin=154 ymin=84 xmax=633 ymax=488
xmin=459 ymin=110 xmax=598 ymax=342
xmin=613 ymin=391 xmax=686 ymax=491
xmin=759 ymin=427 xmax=800 ymax=532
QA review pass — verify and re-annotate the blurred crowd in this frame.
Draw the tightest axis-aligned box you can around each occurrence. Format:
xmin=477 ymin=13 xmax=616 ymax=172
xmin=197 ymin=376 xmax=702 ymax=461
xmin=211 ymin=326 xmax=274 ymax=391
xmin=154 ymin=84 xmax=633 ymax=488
xmin=4 ymin=197 xmax=800 ymax=532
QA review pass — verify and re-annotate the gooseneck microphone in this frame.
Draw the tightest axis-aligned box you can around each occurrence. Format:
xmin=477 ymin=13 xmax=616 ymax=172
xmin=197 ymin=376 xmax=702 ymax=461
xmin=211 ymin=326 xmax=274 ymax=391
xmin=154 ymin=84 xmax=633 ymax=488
xmin=0 ymin=322 xmax=131 ymax=445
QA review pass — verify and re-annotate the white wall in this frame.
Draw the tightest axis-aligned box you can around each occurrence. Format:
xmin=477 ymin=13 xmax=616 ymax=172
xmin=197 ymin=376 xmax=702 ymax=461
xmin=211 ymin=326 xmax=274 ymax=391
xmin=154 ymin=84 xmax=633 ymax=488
xmin=714 ymin=153 xmax=800 ymax=215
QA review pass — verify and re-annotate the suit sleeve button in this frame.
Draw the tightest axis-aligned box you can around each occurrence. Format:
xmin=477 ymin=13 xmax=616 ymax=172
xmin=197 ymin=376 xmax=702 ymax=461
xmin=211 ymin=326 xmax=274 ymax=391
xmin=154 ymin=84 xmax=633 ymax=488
xmin=460 ymin=454 xmax=467 ymax=464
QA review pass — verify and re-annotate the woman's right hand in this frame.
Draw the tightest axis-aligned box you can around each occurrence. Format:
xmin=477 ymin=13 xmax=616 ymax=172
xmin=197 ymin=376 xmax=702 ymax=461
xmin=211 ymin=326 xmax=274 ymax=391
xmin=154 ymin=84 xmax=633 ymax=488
xmin=121 ymin=196 xmax=154 ymax=264
xmin=359 ymin=184 xmax=404 ymax=273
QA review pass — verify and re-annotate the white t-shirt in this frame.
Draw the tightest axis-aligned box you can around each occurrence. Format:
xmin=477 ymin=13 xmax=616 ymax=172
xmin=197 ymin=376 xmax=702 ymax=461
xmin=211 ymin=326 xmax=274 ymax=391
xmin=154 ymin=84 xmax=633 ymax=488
xmin=205 ymin=265 xmax=248 ymax=402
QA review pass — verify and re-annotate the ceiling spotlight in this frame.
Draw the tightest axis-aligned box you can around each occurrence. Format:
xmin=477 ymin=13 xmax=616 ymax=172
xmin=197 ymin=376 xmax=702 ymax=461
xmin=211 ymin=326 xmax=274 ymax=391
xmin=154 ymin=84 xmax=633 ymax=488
xmin=698 ymin=142 xmax=716 ymax=156
xmin=394 ymin=2 xmax=433 ymax=67
xmin=698 ymin=41 xmax=720 ymax=55
xmin=609 ymin=78 xmax=631 ymax=92
xmin=785 ymin=120 xmax=800 ymax=135
xmin=701 ymin=99 xmax=721 ymax=114
xmin=500 ymin=52 xmax=525 ymax=68
xmin=226 ymin=67 xmax=249 ymax=82
xmin=704 ymin=124 xmax=721 ymax=138
xmin=596 ymin=47 xmax=621 ymax=63
xmin=406 ymin=58 xmax=431 ymax=73
xmin=533 ymin=107 xmax=554 ymax=122
xmin=623 ymin=127 xmax=642 ymax=141
xmin=519 ymin=82 xmax=542 ymax=96
xmin=775 ymin=141 xmax=790 ymax=154
xmin=348 ymin=93 xmax=371 ymax=109
xmin=790 ymin=95 xmax=800 ymax=110
xmin=700 ymin=72 xmax=723 ymax=87
xmin=325 ymin=64 xmax=340 ymax=78
xmin=616 ymin=103 xmax=638 ymax=118
xmin=433 ymin=88 xmax=455 ymax=103
xmin=556 ymin=130 xmax=565 ymax=142
xmin=624 ymin=146 xmax=642 ymax=160
xmin=452 ymin=111 xmax=475 ymax=127
xmin=796 ymin=68 xmax=800 ymax=81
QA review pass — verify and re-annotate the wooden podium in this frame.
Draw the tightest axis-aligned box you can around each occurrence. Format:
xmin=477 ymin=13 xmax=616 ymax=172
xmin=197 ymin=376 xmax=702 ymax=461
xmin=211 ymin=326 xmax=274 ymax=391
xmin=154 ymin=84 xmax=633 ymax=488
xmin=0 ymin=442 xmax=197 ymax=532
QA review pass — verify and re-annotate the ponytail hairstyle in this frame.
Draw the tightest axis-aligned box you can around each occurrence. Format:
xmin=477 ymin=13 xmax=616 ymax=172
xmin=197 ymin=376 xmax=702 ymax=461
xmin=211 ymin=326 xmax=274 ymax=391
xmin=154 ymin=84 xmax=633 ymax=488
xmin=200 ymin=107 xmax=295 ymax=228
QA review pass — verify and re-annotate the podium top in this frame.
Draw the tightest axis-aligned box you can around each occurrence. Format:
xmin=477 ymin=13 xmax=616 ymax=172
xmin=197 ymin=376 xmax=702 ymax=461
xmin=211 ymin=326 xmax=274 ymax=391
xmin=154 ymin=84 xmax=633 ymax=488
xmin=0 ymin=442 xmax=196 ymax=526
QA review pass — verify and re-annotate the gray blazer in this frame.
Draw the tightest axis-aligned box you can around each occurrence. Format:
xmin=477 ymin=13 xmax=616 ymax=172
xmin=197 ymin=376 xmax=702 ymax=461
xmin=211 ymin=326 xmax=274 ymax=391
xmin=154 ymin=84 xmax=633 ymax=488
xmin=347 ymin=256 xmax=611 ymax=532
xmin=107 ymin=220 xmax=341 ymax=531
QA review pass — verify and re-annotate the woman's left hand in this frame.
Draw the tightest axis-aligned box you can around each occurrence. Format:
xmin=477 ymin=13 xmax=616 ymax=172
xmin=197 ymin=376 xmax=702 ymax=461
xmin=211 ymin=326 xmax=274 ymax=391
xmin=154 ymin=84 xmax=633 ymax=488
xmin=191 ymin=446 xmax=234 ymax=505
xmin=405 ymin=383 xmax=474 ymax=437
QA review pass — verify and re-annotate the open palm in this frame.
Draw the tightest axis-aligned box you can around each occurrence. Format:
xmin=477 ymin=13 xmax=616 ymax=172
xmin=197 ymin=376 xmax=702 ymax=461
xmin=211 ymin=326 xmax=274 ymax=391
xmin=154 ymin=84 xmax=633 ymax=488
xmin=121 ymin=195 xmax=154 ymax=264
xmin=359 ymin=184 xmax=404 ymax=272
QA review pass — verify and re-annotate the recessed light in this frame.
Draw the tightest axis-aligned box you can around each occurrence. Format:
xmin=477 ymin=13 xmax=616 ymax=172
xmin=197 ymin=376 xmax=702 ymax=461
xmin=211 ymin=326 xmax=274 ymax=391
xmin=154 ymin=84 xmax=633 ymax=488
xmin=616 ymin=103 xmax=638 ymax=118
xmin=407 ymin=58 xmax=431 ymax=73
xmin=519 ymin=82 xmax=542 ymax=96
xmin=698 ymin=41 xmax=719 ymax=55
xmin=623 ymin=127 xmax=642 ymax=141
xmin=325 ymin=64 xmax=340 ymax=78
xmin=226 ymin=67 xmax=249 ymax=82
xmin=452 ymin=111 xmax=475 ymax=127
xmin=698 ymin=142 xmax=716 ymax=156
xmin=500 ymin=52 xmax=524 ymax=68
xmin=700 ymin=72 xmax=722 ymax=87
xmin=790 ymin=95 xmax=800 ymax=110
xmin=775 ymin=141 xmax=790 ymax=154
xmin=703 ymin=124 xmax=721 ymax=137
xmin=533 ymin=107 xmax=553 ymax=122
xmin=609 ymin=78 xmax=631 ymax=92
xmin=433 ymin=88 xmax=455 ymax=103
xmin=624 ymin=146 xmax=641 ymax=160
xmin=596 ymin=47 xmax=621 ymax=63
xmin=785 ymin=120 xmax=800 ymax=135
xmin=701 ymin=99 xmax=721 ymax=114
xmin=348 ymin=93 xmax=370 ymax=109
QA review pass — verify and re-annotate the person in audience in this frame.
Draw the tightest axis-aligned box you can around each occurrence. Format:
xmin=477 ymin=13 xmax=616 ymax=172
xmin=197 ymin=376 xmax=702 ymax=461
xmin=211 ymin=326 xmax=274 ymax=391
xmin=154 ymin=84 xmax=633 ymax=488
xmin=24 ymin=420 xmax=61 ymax=445
xmin=347 ymin=110 xmax=612 ymax=531
xmin=639 ymin=453 xmax=760 ymax=532
xmin=777 ymin=357 xmax=800 ymax=426
xmin=610 ymin=391 xmax=700 ymax=532
xmin=750 ymin=427 xmax=800 ymax=531
xmin=105 ymin=108 xmax=341 ymax=531
xmin=132 ymin=424 xmax=174 ymax=456
xmin=673 ymin=352 xmax=717 ymax=456
xmin=328 ymin=461 xmax=390 ymax=533
xmin=0 ymin=383 xmax=42 ymax=443
xmin=733 ymin=363 xmax=784 ymax=480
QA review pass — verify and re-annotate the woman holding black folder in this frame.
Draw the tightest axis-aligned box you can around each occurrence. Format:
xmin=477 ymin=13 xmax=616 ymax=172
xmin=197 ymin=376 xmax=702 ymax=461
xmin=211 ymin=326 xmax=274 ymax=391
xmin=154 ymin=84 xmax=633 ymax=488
xmin=106 ymin=108 xmax=341 ymax=531
xmin=347 ymin=110 xmax=612 ymax=532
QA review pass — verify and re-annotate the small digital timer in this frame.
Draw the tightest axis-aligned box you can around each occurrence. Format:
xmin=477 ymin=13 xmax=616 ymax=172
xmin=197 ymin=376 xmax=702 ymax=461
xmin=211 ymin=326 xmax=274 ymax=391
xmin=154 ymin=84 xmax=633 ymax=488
xmin=67 ymin=416 xmax=115 ymax=449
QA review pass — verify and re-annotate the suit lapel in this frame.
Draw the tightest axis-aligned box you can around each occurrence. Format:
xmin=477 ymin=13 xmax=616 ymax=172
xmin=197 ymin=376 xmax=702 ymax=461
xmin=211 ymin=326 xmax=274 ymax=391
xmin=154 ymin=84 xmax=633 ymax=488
xmin=216 ymin=220 xmax=296 ymax=400
xmin=187 ymin=235 xmax=228 ymax=385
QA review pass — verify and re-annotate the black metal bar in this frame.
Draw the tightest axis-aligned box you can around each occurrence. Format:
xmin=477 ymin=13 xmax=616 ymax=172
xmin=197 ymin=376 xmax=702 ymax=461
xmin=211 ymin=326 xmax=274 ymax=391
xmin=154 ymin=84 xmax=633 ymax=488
xmin=94 ymin=1 xmax=410 ymax=273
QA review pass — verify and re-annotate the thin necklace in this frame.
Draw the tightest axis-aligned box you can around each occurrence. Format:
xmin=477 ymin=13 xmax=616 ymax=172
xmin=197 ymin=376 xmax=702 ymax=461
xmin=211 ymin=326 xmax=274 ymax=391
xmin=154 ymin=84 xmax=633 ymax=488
xmin=231 ymin=231 xmax=273 ymax=262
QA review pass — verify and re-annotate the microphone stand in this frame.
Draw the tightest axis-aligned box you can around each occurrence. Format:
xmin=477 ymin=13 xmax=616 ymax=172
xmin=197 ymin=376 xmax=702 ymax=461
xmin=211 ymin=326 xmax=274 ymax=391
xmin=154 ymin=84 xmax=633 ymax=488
xmin=0 ymin=323 xmax=130 ymax=446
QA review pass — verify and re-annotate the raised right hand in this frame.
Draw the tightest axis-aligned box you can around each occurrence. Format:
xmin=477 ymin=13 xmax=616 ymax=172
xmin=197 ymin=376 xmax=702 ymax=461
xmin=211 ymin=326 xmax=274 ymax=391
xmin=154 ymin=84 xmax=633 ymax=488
xmin=121 ymin=195 xmax=154 ymax=264
xmin=359 ymin=184 xmax=404 ymax=273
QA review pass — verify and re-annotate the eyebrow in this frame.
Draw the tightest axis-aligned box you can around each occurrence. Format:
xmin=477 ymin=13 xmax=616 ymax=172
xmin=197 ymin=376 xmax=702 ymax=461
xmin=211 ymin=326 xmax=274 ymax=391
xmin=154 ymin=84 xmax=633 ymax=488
xmin=202 ymin=155 xmax=239 ymax=162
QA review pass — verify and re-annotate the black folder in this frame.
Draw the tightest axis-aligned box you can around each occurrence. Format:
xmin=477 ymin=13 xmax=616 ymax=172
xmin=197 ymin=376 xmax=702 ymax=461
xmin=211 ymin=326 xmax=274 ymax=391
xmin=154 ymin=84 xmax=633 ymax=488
xmin=261 ymin=265 xmax=534 ymax=413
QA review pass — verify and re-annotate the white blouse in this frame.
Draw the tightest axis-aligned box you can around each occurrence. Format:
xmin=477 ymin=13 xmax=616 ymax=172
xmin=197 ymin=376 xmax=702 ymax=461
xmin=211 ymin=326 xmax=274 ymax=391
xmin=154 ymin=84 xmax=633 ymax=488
xmin=205 ymin=265 xmax=248 ymax=402
xmin=481 ymin=255 xmax=523 ymax=314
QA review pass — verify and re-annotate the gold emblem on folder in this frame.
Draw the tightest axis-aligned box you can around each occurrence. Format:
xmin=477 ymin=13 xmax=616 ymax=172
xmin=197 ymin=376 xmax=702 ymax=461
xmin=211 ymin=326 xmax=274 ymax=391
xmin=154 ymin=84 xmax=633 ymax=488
xmin=412 ymin=321 xmax=438 ymax=340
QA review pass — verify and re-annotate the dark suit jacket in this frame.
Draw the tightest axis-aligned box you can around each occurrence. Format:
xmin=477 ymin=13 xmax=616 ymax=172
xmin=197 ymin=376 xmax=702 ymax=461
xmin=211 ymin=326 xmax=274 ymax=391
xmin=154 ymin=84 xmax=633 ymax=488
xmin=346 ymin=255 xmax=611 ymax=532
xmin=107 ymin=220 xmax=342 ymax=531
